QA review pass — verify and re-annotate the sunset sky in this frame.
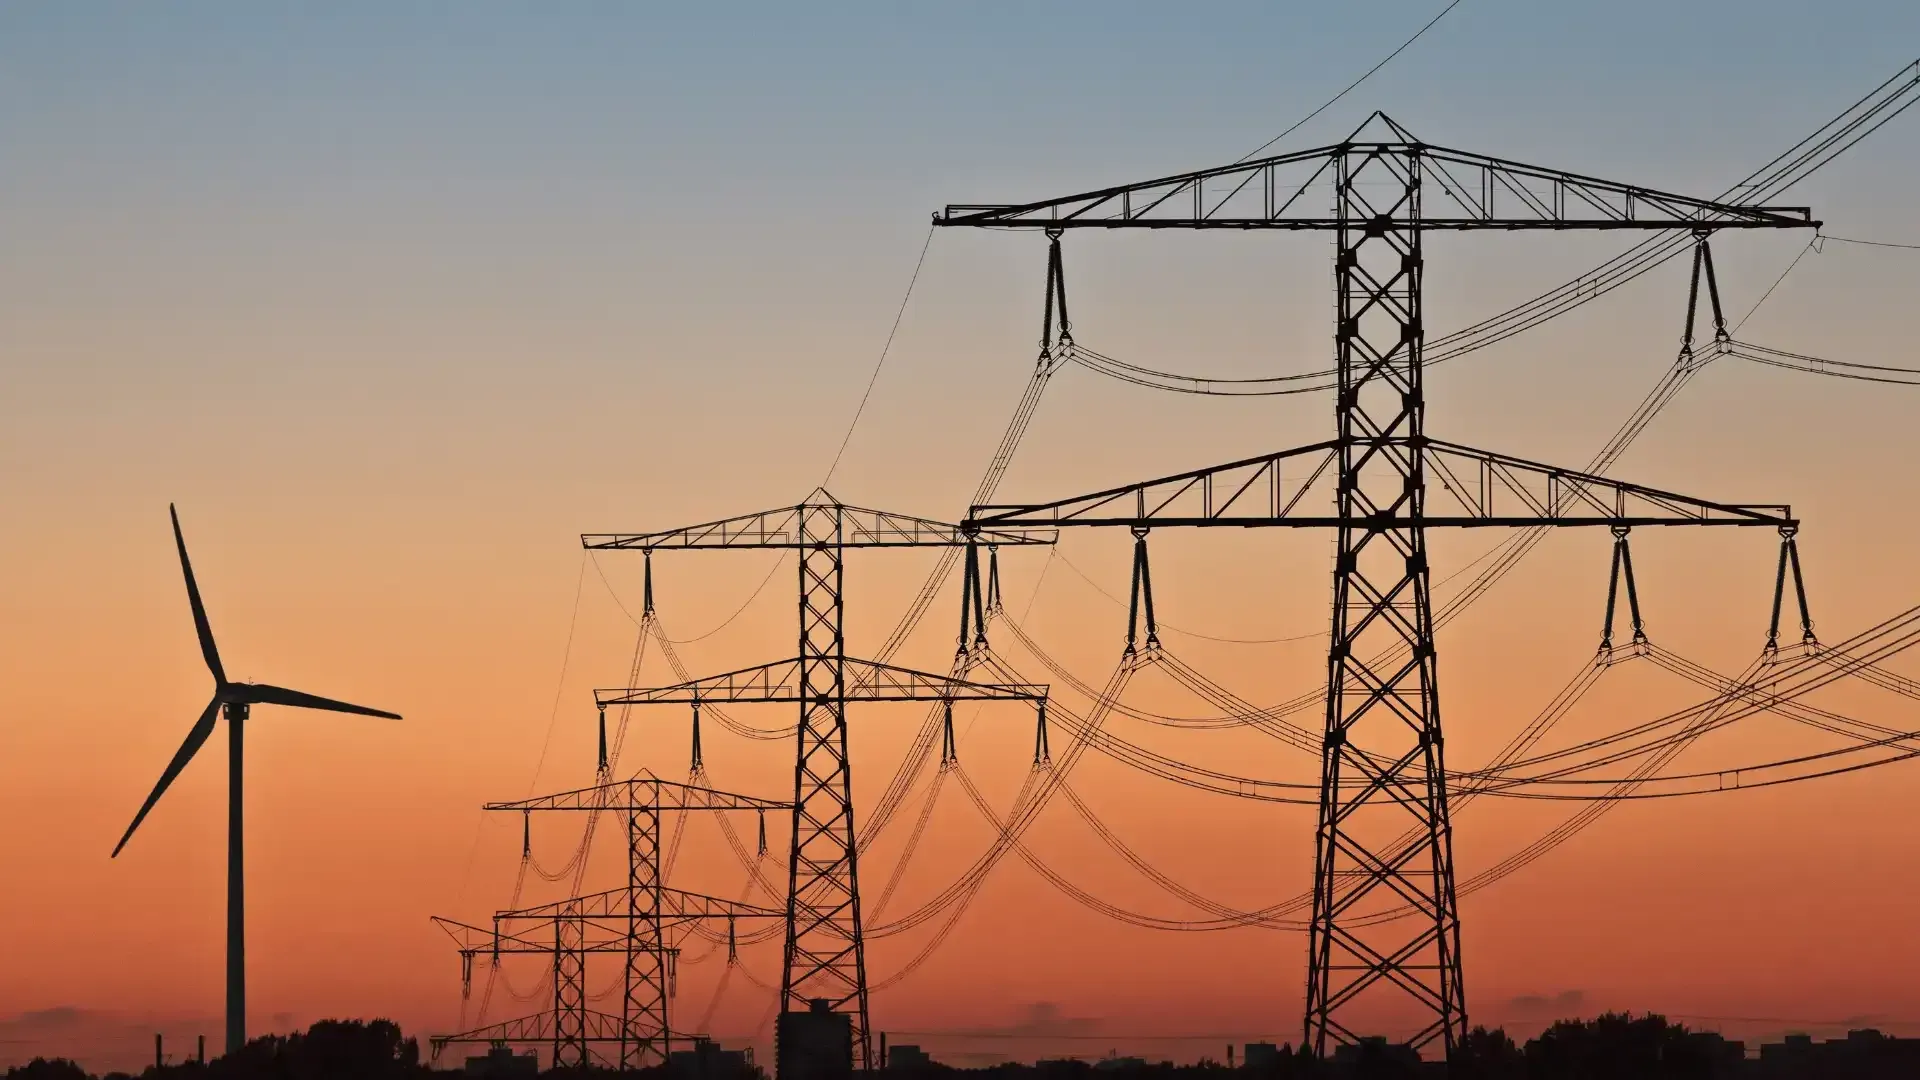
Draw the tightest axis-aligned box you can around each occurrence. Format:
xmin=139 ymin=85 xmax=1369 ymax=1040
xmin=5 ymin=2 xmax=1920 ymax=1073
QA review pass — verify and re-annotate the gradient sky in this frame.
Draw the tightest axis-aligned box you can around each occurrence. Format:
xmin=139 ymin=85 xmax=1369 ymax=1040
xmin=4 ymin=1 xmax=1920 ymax=1072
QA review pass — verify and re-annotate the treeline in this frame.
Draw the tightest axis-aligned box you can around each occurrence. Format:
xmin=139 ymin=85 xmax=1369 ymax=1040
xmin=939 ymin=1014 xmax=1752 ymax=1078
xmin=0 ymin=1018 xmax=745 ymax=1080
xmin=8 ymin=1012 xmax=1900 ymax=1079
xmin=3 ymin=1020 xmax=432 ymax=1080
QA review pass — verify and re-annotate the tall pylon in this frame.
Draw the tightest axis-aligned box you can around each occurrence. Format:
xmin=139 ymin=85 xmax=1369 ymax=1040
xmin=939 ymin=114 xmax=1813 ymax=1056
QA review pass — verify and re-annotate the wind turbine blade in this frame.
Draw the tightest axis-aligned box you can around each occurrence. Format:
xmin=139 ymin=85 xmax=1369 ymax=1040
xmin=171 ymin=504 xmax=226 ymax=685
xmin=112 ymin=696 xmax=221 ymax=857
xmin=238 ymin=682 xmax=401 ymax=719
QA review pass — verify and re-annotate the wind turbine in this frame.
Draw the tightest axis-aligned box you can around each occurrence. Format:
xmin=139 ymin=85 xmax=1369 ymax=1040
xmin=112 ymin=505 xmax=400 ymax=1058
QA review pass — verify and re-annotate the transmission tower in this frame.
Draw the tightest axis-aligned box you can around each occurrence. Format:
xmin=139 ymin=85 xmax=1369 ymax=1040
xmin=431 ymin=776 xmax=786 ymax=1070
xmin=937 ymin=113 xmax=1814 ymax=1057
xmin=585 ymin=494 xmax=1053 ymax=1076
xmin=432 ymin=904 xmax=660 ymax=1068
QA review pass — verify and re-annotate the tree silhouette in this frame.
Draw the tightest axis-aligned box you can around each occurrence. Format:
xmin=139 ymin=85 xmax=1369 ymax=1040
xmin=1451 ymin=1026 xmax=1523 ymax=1079
xmin=4 ymin=1060 xmax=91 ymax=1080
xmin=203 ymin=1019 xmax=421 ymax=1079
xmin=1524 ymin=1012 xmax=1724 ymax=1079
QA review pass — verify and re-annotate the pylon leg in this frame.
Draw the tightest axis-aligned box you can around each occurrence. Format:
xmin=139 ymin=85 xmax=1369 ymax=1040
xmin=1304 ymin=144 xmax=1467 ymax=1058
xmin=554 ymin=905 xmax=589 ymax=1069
xmin=622 ymin=807 xmax=669 ymax=1069
xmin=779 ymin=503 xmax=871 ymax=1076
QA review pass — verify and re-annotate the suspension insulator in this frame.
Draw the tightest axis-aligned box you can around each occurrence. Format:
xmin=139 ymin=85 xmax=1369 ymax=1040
xmin=987 ymin=544 xmax=1003 ymax=614
xmin=642 ymin=548 xmax=656 ymax=618
xmin=691 ymin=701 xmax=704 ymax=774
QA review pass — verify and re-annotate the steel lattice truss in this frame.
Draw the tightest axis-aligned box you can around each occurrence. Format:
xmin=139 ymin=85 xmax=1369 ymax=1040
xmin=585 ymin=494 xmax=1052 ymax=1078
xmin=490 ymin=885 xmax=784 ymax=932
xmin=596 ymin=657 xmax=1047 ymax=707
xmin=971 ymin=437 xmax=1793 ymax=530
xmin=428 ymin=1000 xmax=720 ymax=1070
xmin=936 ymin=115 xmax=1811 ymax=232
xmin=429 ymin=1007 xmax=630 ymax=1066
xmin=431 ymin=777 xmax=784 ymax=1070
xmin=486 ymin=775 xmax=789 ymax=814
xmin=938 ymin=113 xmax=1816 ymax=1058
xmin=583 ymin=497 xmax=1054 ymax=550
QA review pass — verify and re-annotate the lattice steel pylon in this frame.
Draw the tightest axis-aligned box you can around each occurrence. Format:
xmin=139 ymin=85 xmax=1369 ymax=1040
xmin=430 ymin=913 xmax=649 ymax=1068
xmin=430 ymin=777 xmax=787 ymax=1071
xmin=586 ymin=497 xmax=1053 ymax=1076
xmin=939 ymin=113 xmax=1815 ymax=1057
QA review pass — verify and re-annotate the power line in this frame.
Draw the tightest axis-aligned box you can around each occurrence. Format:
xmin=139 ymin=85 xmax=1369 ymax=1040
xmin=1732 ymin=238 xmax=1817 ymax=333
xmin=821 ymin=225 xmax=937 ymax=486
xmin=1668 ymin=1013 xmax=1920 ymax=1029
xmin=589 ymin=546 xmax=791 ymax=641
xmin=524 ymin=553 xmax=588 ymax=798
xmin=1235 ymin=0 xmax=1466 ymax=162
xmin=1820 ymin=233 xmax=1920 ymax=250
xmin=1052 ymin=548 xmax=1322 ymax=645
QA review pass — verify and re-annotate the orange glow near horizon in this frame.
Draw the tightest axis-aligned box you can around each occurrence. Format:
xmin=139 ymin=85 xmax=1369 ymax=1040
xmin=5 ymin=6 xmax=1920 ymax=1075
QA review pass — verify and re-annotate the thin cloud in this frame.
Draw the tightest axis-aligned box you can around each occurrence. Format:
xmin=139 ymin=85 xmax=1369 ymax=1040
xmin=1507 ymin=989 xmax=1587 ymax=1015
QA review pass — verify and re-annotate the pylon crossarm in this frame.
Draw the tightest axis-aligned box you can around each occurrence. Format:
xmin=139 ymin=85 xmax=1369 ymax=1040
xmin=485 ymin=776 xmax=788 ymax=814
xmin=846 ymin=657 xmax=1047 ymax=701
xmin=969 ymin=440 xmax=1340 ymax=528
xmin=1422 ymin=439 xmax=1793 ymax=526
xmin=970 ymin=437 xmax=1792 ymax=530
xmin=432 ymin=916 xmax=540 ymax=953
xmin=495 ymin=886 xmax=783 ymax=923
xmin=583 ymin=497 xmax=1054 ymax=551
xmin=468 ymin=934 xmax=637 ymax=956
xmin=428 ymin=1009 xmax=630 ymax=1056
xmin=597 ymin=658 xmax=805 ymax=705
xmin=596 ymin=656 xmax=1046 ymax=706
xmin=430 ymin=916 xmax=632 ymax=956
xmin=935 ymin=119 xmax=1816 ymax=231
